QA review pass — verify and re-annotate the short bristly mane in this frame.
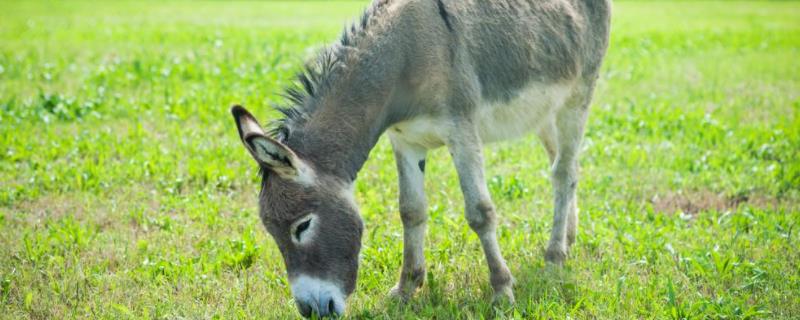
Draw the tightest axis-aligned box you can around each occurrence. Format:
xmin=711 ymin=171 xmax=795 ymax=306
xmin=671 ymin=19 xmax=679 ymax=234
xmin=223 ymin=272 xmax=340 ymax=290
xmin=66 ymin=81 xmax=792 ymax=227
xmin=269 ymin=0 xmax=392 ymax=142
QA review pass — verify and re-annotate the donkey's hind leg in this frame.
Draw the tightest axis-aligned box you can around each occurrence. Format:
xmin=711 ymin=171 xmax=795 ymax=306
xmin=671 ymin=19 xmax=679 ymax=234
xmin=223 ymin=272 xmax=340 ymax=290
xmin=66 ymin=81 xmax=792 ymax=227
xmin=545 ymin=95 xmax=589 ymax=266
xmin=537 ymin=119 xmax=579 ymax=249
xmin=388 ymin=134 xmax=429 ymax=300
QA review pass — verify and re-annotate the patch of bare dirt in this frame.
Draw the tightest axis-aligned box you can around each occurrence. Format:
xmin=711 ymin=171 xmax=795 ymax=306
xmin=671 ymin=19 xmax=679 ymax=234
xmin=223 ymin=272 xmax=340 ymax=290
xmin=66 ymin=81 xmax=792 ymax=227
xmin=649 ymin=190 xmax=789 ymax=215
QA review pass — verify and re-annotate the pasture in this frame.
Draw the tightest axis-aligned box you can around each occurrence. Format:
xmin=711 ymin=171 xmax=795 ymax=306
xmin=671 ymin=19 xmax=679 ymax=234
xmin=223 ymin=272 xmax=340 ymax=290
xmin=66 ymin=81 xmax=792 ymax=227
xmin=1 ymin=1 xmax=798 ymax=318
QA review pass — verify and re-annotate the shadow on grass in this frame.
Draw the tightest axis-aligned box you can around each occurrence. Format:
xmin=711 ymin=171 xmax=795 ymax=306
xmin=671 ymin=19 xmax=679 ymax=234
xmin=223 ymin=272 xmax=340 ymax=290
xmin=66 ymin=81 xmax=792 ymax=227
xmin=348 ymin=275 xmax=497 ymax=318
xmin=349 ymin=260 xmax=580 ymax=318
xmin=512 ymin=260 xmax=580 ymax=315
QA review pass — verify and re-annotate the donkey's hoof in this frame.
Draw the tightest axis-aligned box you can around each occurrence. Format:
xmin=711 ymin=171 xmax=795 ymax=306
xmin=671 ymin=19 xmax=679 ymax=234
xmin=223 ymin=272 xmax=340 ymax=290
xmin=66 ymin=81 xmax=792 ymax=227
xmin=387 ymin=285 xmax=413 ymax=302
xmin=492 ymin=286 xmax=515 ymax=305
xmin=566 ymin=233 xmax=577 ymax=247
xmin=545 ymin=247 xmax=567 ymax=266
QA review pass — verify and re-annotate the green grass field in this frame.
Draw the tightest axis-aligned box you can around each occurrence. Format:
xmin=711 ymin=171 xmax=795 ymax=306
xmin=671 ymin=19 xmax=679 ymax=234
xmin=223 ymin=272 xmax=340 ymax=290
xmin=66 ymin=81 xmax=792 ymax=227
xmin=1 ymin=1 xmax=799 ymax=318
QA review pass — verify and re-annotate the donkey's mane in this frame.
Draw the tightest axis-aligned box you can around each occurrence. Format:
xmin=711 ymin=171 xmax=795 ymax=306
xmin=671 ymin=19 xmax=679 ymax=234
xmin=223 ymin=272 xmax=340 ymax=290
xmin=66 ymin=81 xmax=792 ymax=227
xmin=269 ymin=0 xmax=392 ymax=142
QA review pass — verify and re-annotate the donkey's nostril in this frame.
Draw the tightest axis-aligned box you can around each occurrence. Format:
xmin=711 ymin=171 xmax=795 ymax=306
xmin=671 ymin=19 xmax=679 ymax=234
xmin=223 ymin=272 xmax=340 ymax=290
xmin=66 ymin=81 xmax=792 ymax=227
xmin=327 ymin=298 xmax=337 ymax=315
xmin=296 ymin=297 xmax=341 ymax=318
xmin=316 ymin=296 xmax=342 ymax=317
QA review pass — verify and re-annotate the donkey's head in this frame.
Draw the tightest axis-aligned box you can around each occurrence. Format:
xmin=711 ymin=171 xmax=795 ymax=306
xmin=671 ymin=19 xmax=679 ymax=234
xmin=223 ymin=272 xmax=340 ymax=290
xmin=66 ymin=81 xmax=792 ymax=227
xmin=231 ymin=106 xmax=363 ymax=317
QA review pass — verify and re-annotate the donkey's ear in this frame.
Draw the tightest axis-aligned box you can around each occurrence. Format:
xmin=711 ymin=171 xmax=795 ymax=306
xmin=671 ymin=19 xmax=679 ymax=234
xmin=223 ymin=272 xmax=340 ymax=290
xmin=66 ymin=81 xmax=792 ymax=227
xmin=231 ymin=105 xmax=315 ymax=184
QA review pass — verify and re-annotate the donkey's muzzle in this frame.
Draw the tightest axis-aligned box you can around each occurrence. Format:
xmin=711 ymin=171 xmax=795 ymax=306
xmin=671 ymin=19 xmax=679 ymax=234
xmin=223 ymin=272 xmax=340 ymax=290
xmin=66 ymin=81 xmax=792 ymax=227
xmin=290 ymin=275 xmax=346 ymax=318
xmin=295 ymin=296 xmax=341 ymax=318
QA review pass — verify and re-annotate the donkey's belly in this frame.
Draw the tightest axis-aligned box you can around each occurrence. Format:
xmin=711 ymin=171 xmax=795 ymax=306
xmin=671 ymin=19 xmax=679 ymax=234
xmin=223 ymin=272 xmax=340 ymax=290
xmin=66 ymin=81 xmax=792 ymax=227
xmin=391 ymin=82 xmax=572 ymax=149
xmin=477 ymin=82 xmax=572 ymax=143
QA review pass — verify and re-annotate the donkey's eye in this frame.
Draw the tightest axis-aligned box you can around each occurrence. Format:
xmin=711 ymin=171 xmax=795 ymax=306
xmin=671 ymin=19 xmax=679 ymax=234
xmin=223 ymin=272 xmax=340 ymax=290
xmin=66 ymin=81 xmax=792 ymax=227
xmin=291 ymin=214 xmax=317 ymax=244
xmin=295 ymin=220 xmax=310 ymax=239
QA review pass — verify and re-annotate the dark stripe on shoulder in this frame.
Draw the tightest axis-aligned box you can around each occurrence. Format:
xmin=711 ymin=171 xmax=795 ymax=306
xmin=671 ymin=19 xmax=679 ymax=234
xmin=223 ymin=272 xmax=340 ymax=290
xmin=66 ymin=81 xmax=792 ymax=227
xmin=436 ymin=0 xmax=453 ymax=32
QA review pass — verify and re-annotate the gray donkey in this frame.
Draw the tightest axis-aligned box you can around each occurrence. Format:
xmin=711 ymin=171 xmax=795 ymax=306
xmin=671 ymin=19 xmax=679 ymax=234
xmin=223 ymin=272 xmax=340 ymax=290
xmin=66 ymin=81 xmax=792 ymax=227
xmin=231 ymin=0 xmax=610 ymax=317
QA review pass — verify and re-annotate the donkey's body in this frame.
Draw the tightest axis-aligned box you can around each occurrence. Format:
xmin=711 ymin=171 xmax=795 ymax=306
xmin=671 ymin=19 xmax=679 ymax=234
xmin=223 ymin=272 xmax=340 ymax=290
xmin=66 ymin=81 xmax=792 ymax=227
xmin=232 ymin=0 xmax=611 ymax=317
xmin=390 ymin=0 xmax=609 ymax=147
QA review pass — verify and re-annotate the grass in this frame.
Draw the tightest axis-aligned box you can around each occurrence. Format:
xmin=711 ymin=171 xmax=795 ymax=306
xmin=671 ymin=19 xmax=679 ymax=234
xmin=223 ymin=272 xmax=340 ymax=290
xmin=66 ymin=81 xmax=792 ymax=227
xmin=1 ymin=0 xmax=798 ymax=318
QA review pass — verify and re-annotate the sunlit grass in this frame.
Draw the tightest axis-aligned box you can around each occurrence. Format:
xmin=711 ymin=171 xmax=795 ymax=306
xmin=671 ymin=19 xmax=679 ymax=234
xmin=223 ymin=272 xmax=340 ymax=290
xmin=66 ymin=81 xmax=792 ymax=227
xmin=1 ymin=1 xmax=798 ymax=318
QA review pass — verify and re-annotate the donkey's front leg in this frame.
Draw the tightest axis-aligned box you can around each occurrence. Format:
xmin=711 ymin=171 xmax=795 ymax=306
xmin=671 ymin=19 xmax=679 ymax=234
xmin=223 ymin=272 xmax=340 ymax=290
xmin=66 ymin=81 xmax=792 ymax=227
xmin=388 ymin=135 xmax=429 ymax=300
xmin=447 ymin=122 xmax=515 ymax=303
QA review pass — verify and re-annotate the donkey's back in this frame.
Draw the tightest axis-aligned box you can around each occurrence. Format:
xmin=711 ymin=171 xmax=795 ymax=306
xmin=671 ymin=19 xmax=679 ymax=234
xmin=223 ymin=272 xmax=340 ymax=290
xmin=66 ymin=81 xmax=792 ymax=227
xmin=460 ymin=0 xmax=611 ymax=98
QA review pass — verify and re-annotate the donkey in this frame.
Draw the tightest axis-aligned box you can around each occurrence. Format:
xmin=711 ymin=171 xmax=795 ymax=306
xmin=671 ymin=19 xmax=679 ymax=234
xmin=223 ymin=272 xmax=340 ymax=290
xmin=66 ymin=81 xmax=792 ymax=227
xmin=231 ymin=0 xmax=610 ymax=317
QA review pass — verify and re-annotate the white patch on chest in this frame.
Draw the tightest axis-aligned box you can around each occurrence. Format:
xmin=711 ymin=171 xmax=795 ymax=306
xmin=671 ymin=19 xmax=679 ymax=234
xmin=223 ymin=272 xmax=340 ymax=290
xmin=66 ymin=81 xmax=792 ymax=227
xmin=391 ymin=82 xmax=572 ymax=148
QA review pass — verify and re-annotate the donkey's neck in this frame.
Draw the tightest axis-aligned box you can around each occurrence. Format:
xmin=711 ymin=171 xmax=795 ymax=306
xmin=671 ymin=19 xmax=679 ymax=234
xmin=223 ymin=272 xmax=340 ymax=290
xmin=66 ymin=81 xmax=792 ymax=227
xmin=285 ymin=48 xmax=405 ymax=182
